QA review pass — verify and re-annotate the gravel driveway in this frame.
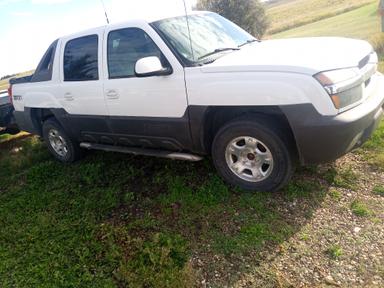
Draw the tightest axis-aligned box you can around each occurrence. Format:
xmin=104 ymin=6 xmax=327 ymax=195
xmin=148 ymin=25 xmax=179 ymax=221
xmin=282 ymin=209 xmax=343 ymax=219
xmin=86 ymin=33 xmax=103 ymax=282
xmin=232 ymin=153 xmax=383 ymax=288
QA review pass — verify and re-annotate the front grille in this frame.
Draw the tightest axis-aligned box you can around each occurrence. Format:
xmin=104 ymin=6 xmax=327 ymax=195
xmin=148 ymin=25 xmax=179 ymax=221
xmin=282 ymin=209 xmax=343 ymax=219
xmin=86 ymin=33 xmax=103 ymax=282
xmin=359 ymin=52 xmax=377 ymax=91
xmin=358 ymin=55 xmax=370 ymax=69
xmin=365 ymin=78 xmax=371 ymax=88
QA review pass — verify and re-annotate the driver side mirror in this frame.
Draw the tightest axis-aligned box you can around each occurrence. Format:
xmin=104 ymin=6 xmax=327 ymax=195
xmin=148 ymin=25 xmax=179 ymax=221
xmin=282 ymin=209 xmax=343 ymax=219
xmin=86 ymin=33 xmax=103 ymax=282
xmin=135 ymin=56 xmax=172 ymax=77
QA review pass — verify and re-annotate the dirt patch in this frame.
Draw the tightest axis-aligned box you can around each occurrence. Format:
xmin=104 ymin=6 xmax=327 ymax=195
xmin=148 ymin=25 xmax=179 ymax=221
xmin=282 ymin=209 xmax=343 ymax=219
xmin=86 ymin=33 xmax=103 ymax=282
xmin=230 ymin=153 xmax=384 ymax=288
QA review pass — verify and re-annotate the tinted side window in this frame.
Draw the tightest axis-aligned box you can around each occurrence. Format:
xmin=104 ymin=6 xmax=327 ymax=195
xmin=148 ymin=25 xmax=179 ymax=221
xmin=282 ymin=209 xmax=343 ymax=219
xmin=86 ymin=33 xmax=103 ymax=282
xmin=64 ymin=35 xmax=98 ymax=81
xmin=31 ymin=39 xmax=58 ymax=82
xmin=107 ymin=28 xmax=167 ymax=79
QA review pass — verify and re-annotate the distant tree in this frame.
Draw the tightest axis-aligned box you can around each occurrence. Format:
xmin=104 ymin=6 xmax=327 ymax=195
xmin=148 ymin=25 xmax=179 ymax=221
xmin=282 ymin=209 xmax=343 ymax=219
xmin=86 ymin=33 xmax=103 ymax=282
xmin=196 ymin=0 xmax=269 ymax=39
xmin=0 ymin=74 xmax=16 ymax=81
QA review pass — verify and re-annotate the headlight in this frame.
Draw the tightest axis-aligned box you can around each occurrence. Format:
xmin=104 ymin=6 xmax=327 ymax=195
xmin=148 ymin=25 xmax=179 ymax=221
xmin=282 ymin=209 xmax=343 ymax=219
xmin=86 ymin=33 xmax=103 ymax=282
xmin=314 ymin=68 xmax=363 ymax=110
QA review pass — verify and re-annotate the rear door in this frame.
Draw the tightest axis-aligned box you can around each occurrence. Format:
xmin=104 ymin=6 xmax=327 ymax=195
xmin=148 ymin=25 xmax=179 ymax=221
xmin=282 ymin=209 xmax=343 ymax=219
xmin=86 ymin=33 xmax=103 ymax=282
xmin=102 ymin=22 xmax=191 ymax=151
xmin=59 ymin=30 xmax=110 ymax=142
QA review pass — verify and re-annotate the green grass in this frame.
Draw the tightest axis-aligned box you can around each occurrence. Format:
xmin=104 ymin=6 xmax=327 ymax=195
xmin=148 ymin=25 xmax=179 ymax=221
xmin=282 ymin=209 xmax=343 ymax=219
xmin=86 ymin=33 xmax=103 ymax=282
xmin=267 ymin=0 xmax=375 ymax=35
xmin=350 ymin=200 xmax=372 ymax=217
xmin=284 ymin=178 xmax=324 ymax=200
xmin=1 ymin=138 xmax=328 ymax=286
xmin=329 ymin=189 xmax=342 ymax=201
xmin=0 ymin=134 xmax=11 ymax=141
xmin=327 ymin=244 xmax=343 ymax=260
xmin=0 ymin=132 xmax=29 ymax=143
xmin=373 ymin=186 xmax=384 ymax=196
xmin=333 ymin=167 xmax=358 ymax=190
xmin=0 ymin=140 xmax=196 ymax=287
xmin=323 ymin=166 xmax=358 ymax=190
xmin=360 ymin=121 xmax=384 ymax=170
xmin=272 ymin=3 xmax=380 ymax=40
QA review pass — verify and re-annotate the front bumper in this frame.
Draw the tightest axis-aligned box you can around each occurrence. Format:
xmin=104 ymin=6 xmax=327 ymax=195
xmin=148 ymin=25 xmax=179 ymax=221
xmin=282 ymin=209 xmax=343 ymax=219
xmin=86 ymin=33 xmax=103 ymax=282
xmin=281 ymin=73 xmax=384 ymax=165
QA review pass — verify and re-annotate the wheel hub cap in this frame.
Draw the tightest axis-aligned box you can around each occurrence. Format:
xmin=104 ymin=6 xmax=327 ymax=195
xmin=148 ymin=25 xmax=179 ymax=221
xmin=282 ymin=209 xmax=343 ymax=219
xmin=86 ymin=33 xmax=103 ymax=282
xmin=247 ymin=153 xmax=256 ymax=161
xmin=225 ymin=136 xmax=274 ymax=182
xmin=48 ymin=129 xmax=68 ymax=157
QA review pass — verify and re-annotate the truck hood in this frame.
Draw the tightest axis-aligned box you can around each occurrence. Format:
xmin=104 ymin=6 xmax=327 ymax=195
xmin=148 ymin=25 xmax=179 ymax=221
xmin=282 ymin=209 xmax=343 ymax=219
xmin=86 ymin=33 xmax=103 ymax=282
xmin=201 ymin=37 xmax=373 ymax=75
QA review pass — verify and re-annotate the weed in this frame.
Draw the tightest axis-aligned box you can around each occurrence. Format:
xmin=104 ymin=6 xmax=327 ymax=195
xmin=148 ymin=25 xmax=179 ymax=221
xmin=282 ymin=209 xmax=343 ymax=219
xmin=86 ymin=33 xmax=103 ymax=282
xmin=327 ymin=244 xmax=343 ymax=259
xmin=284 ymin=179 xmax=323 ymax=200
xmin=373 ymin=186 xmax=384 ymax=197
xmin=299 ymin=233 xmax=310 ymax=241
xmin=329 ymin=189 xmax=342 ymax=200
xmin=363 ymin=121 xmax=384 ymax=151
xmin=351 ymin=200 xmax=372 ymax=217
xmin=361 ymin=120 xmax=384 ymax=170
xmin=326 ymin=167 xmax=358 ymax=190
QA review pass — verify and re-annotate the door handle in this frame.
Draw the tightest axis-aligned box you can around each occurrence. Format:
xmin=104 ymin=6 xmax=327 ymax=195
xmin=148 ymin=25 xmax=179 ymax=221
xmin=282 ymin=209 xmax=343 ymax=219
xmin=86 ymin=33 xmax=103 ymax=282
xmin=106 ymin=89 xmax=119 ymax=99
xmin=64 ymin=92 xmax=74 ymax=101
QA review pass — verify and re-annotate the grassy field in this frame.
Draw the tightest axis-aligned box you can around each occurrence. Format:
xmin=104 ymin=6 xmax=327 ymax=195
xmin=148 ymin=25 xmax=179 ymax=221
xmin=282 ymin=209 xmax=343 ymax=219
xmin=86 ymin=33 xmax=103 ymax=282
xmin=272 ymin=2 xmax=380 ymax=40
xmin=0 ymin=70 xmax=33 ymax=91
xmin=271 ymin=1 xmax=384 ymax=78
xmin=0 ymin=80 xmax=9 ymax=91
xmin=266 ymin=0 xmax=376 ymax=35
xmin=1 ymin=0 xmax=384 ymax=287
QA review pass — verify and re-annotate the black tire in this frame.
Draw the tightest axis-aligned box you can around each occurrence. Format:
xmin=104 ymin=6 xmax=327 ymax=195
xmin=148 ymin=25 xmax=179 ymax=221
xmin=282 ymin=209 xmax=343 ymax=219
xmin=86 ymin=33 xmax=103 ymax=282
xmin=212 ymin=117 xmax=294 ymax=192
xmin=42 ymin=118 xmax=83 ymax=163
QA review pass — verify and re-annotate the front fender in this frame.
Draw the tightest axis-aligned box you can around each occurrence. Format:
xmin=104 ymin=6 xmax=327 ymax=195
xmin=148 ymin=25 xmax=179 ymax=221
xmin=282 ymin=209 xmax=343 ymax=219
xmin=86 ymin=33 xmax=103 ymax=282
xmin=186 ymin=70 xmax=337 ymax=116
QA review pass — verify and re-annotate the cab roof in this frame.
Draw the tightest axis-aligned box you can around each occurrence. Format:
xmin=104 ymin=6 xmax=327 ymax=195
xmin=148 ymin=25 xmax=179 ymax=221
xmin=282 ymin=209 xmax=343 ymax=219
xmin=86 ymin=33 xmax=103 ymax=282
xmin=61 ymin=10 xmax=211 ymax=40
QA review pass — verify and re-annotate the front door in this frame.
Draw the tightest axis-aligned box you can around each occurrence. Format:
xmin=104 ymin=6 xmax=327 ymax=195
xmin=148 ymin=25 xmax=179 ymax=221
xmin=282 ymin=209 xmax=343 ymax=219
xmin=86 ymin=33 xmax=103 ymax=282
xmin=59 ymin=32 xmax=110 ymax=142
xmin=103 ymin=25 xmax=190 ymax=151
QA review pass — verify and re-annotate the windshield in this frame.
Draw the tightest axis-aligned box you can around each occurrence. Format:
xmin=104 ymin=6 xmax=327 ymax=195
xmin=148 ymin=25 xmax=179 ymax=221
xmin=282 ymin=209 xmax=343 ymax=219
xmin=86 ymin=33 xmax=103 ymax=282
xmin=152 ymin=12 xmax=255 ymax=65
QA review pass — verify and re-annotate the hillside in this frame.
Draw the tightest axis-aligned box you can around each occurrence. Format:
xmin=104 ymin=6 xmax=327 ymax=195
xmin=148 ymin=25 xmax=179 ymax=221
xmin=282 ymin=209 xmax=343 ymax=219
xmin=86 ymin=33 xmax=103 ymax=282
xmin=267 ymin=0 xmax=376 ymax=35
xmin=0 ymin=70 xmax=33 ymax=91
xmin=271 ymin=2 xmax=380 ymax=40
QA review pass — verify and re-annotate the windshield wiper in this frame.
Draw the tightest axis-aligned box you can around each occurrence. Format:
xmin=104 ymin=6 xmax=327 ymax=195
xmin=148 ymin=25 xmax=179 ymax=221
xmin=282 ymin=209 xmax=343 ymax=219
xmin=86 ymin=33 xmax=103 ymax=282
xmin=198 ymin=47 xmax=240 ymax=60
xmin=238 ymin=39 xmax=260 ymax=48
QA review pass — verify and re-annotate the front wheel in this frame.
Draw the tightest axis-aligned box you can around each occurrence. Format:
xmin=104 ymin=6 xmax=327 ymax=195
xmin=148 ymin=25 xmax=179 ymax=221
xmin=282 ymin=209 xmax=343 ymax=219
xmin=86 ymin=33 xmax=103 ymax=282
xmin=42 ymin=118 xmax=83 ymax=163
xmin=212 ymin=118 xmax=294 ymax=192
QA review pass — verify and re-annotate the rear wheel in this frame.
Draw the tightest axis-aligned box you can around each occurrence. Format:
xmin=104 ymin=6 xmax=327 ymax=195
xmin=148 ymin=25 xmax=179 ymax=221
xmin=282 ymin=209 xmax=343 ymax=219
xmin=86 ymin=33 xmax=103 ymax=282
xmin=212 ymin=118 xmax=294 ymax=192
xmin=42 ymin=118 xmax=83 ymax=163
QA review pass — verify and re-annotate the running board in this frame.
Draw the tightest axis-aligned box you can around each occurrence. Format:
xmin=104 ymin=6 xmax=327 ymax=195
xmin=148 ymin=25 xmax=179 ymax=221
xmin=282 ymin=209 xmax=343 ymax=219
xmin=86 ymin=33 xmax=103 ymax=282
xmin=80 ymin=142 xmax=203 ymax=162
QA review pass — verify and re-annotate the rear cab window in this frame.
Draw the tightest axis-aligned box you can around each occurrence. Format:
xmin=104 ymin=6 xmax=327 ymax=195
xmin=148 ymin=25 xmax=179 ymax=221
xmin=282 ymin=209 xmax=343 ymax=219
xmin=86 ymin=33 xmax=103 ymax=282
xmin=31 ymin=39 xmax=58 ymax=82
xmin=63 ymin=35 xmax=99 ymax=81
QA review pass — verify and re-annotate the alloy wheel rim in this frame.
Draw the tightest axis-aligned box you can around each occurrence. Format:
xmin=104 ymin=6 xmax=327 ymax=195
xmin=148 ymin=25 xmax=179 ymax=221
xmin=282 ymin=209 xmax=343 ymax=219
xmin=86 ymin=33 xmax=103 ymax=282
xmin=48 ymin=129 xmax=68 ymax=157
xmin=225 ymin=136 xmax=274 ymax=182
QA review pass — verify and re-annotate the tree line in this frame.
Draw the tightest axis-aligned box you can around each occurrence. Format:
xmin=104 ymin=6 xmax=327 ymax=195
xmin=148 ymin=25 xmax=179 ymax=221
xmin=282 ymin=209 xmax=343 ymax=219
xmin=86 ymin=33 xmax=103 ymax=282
xmin=0 ymin=74 xmax=16 ymax=81
xmin=196 ymin=0 xmax=269 ymax=39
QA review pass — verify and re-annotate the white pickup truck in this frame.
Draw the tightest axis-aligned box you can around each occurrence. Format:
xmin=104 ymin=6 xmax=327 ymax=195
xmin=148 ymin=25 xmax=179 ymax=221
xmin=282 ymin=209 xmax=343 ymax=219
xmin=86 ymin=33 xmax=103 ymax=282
xmin=10 ymin=12 xmax=384 ymax=191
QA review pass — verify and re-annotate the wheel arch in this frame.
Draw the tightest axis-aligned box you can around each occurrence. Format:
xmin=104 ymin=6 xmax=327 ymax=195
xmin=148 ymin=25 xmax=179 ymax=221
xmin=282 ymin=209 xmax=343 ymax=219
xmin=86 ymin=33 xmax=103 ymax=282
xmin=189 ymin=106 xmax=299 ymax=160
xmin=27 ymin=108 xmax=58 ymax=136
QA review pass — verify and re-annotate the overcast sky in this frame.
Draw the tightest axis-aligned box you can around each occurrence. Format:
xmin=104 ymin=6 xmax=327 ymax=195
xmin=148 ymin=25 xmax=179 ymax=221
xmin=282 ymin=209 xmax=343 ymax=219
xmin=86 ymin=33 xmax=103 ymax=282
xmin=0 ymin=0 xmax=197 ymax=77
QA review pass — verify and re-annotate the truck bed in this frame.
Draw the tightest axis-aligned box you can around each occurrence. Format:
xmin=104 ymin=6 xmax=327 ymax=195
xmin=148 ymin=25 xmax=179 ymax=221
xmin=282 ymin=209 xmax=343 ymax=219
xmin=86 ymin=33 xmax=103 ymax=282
xmin=9 ymin=75 xmax=33 ymax=85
